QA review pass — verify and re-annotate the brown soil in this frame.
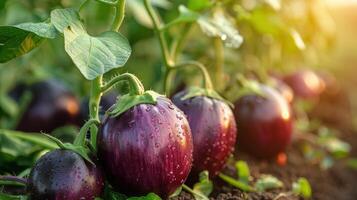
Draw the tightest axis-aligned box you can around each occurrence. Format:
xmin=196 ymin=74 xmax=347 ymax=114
xmin=175 ymin=131 xmax=357 ymax=200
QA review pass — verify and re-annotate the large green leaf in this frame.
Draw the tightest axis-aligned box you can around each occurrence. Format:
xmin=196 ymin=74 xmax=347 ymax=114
xmin=0 ymin=22 xmax=57 ymax=63
xmin=50 ymin=8 xmax=132 ymax=80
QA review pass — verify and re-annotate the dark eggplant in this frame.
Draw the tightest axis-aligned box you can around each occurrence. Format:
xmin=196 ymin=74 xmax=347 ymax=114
xmin=27 ymin=149 xmax=104 ymax=200
xmin=97 ymin=97 xmax=193 ymax=198
xmin=283 ymin=70 xmax=325 ymax=99
xmin=172 ymin=91 xmax=237 ymax=178
xmin=14 ymin=80 xmax=80 ymax=133
xmin=233 ymin=85 xmax=292 ymax=158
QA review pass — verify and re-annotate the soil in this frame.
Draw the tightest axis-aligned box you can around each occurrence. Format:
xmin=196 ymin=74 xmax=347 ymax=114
xmin=174 ymin=130 xmax=357 ymax=200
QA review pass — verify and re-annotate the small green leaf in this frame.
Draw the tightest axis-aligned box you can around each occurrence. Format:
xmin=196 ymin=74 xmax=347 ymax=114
xmin=292 ymin=177 xmax=312 ymax=198
xmin=0 ymin=193 xmax=28 ymax=200
xmin=127 ymin=193 xmax=161 ymax=200
xmin=109 ymin=90 xmax=162 ymax=117
xmin=347 ymin=158 xmax=357 ymax=170
xmin=95 ymin=0 xmax=118 ymax=5
xmin=0 ymin=22 xmax=57 ymax=63
xmin=218 ymin=173 xmax=254 ymax=192
xmin=50 ymin=8 xmax=85 ymax=34
xmin=181 ymin=87 xmax=233 ymax=107
xmin=169 ymin=186 xmax=182 ymax=198
xmin=254 ymin=175 xmax=284 ymax=192
xmin=197 ymin=11 xmax=243 ymax=48
xmin=235 ymin=160 xmax=250 ymax=184
xmin=193 ymin=171 xmax=213 ymax=199
xmin=188 ymin=0 xmax=213 ymax=11
xmin=165 ymin=5 xmax=200 ymax=29
xmin=0 ymin=94 xmax=18 ymax=117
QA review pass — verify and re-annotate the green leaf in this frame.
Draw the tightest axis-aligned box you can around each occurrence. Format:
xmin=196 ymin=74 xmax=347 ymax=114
xmin=0 ymin=94 xmax=18 ymax=117
xmin=188 ymin=0 xmax=213 ymax=11
xmin=181 ymin=87 xmax=233 ymax=107
xmin=347 ymin=158 xmax=357 ymax=170
xmin=50 ymin=8 xmax=85 ymax=34
xmin=109 ymin=90 xmax=162 ymax=117
xmin=218 ymin=173 xmax=254 ymax=192
xmin=0 ymin=129 xmax=57 ymax=150
xmin=0 ymin=193 xmax=28 ymax=200
xmin=192 ymin=171 xmax=213 ymax=199
xmin=235 ymin=160 xmax=250 ymax=184
xmin=254 ymin=175 xmax=284 ymax=192
xmin=50 ymin=8 xmax=132 ymax=80
xmin=95 ymin=0 xmax=118 ymax=5
xmin=169 ymin=186 xmax=182 ymax=198
xmin=197 ymin=11 xmax=243 ymax=48
xmin=0 ymin=22 xmax=57 ymax=63
xmin=127 ymin=193 xmax=161 ymax=200
xmin=292 ymin=177 xmax=312 ymax=198
xmin=165 ymin=5 xmax=200 ymax=29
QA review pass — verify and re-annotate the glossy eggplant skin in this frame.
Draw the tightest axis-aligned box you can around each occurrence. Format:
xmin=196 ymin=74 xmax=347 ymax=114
xmin=15 ymin=80 xmax=80 ymax=133
xmin=233 ymin=85 xmax=292 ymax=159
xmin=27 ymin=149 xmax=104 ymax=200
xmin=97 ymin=97 xmax=193 ymax=198
xmin=172 ymin=91 xmax=237 ymax=178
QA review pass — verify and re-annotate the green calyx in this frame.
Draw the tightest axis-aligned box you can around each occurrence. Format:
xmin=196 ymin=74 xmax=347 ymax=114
xmin=43 ymin=133 xmax=95 ymax=165
xmin=181 ymin=86 xmax=234 ymax=108
xmin=108 ymin=90 xmax=163 ymax=117
xmin=234 ymin=75 xmax=266 ymax=101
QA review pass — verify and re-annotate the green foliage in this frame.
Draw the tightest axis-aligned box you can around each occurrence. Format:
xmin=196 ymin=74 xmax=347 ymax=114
xmin=235 ymin=160 xmax=250 ymax=184
xmin=292 ymin=177 xmax=312 ymax=198
xmin=109 ymin=90 xmax=162 ymax=117
xmin=192 ymin=171 xmax=213 ymax=199
xmin=51 ymin=8 xmax=132 ymax=80
xmin=254 ymin=175 xmax=284 ymax=192
xmin=188 ymin=0 xmax=213 ymax=11
xmin=0 ymin=193 xmax=27 ymax=200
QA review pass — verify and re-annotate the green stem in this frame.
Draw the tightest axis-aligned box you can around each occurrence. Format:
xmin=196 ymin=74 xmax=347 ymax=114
xmin=174 ymin=61 xmax=213 ymax=90
xmin=74 ymin=119 xmax=100 ymax=146
xmin=182 ymin=184 xmax=208 ymax=199
xmin=111 ymin=0 xmax=126 ymax=32
xmin=101 ymin=73 xmax=145 ymax=95
xmin=143 ymin=0 xmax=173 ymax=67
xmin=0 ymin=176 xmax=27 ymax=186
xmin=164 ymin=68 xmax=175 ymax=95
xmin=218 ymin=173 xmax=255 ymax=192
xmin=170 ymin=23 xmax=193 ymax=62
xmin=89 ymin=76 xmax=102 ymax=122
xmin=213 ymin=37 xmax=224 ymax=90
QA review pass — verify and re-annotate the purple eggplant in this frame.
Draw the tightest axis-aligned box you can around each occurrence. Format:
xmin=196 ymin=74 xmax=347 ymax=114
xmin=27 ymin=149 xmax=104 ymax=200
xmin=233 ymin=85 xmax=293 ymax=158
xmin=172 ymin=91 xmax=237 ymax=178
xmin=13 ymin=80 xmax=80 ymax=133
xmin=97 ymin=97 xmax=193 ymax=198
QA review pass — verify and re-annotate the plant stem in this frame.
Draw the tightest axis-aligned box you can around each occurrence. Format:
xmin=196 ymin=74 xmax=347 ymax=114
xmin=218 ymin=173 xmax=255 ymax=192
xmin=101 ymin=73 xmax=145 ymax=95
xmin=111 ymin=0 xmax=126 ymax=32
xmin=170 ymin=23 xmax=193 ymax=62
xmin=0 ymin=176 xmax=27 ymax=186
xmin=174 ymin=61 xmax=213 ymax=90
xmin=74 ymin=119 xmax=100 ymax=146
xmin=182 ymin=184 xmax=208 ymax=200
xmin=143 ymin=0 xmax=173 ymax=67
xmin=213 ymin=37 xmax=224 ymax=90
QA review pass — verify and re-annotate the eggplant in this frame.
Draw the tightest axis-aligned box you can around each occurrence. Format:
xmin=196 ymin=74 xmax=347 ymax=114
xmin=172 ymin=91 xmax=237 ymax=178
xmin=27 ymin=149 xmax=104 ymax=200
xmin=14 ymin=80 xmax=80 ymax=133
xmin=233 ymin=85 xmax=293 ymax=158
xmin=97 ymin=97 xmax=193 ymax=198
